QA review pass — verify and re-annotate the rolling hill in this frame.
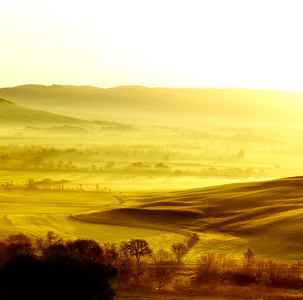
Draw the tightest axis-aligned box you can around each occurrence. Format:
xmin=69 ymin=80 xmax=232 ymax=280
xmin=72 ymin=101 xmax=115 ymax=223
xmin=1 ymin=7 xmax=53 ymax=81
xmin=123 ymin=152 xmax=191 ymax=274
xmin=1 ymin=176 xmax=303 ymax=262
xmin=0 ymin=97 xmax=89 ymax=126
xmin=73 ymin=176 xmax=303 ymax=262
xmin=1 ymin=84 xmax=303 ymax=126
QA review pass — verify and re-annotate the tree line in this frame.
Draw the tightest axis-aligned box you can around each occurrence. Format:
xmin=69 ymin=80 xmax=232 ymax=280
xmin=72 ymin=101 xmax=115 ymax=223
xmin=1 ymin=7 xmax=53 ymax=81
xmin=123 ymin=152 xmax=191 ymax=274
xmin=0 ymin=144 xmax=258 ymax=180
xmin=0 ymin=232 xmax=302 ymax=299
xmin=1 ymin=178 xmax=113 ymax=193
xmin=0 ymin=152 xmax=263 ymax=179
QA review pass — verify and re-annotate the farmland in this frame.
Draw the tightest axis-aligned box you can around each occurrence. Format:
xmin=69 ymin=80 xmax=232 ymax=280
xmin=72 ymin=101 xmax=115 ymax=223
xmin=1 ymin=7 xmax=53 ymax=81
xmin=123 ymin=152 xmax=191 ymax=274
xmin=1 ymin=175 xmax=303 ymax=265
xmin=1 ymin=85 xmax=303 ymax=298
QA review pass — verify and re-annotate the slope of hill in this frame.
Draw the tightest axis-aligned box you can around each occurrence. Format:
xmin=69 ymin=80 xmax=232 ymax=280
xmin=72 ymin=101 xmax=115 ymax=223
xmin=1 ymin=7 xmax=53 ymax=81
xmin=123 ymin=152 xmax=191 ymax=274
xmin=1 ymin=176 xmax=303 ymax=262
xmin=73 ymin=176 xmax=303 ymax=261
xmin=1 ymin=84 xmax=303 ymax=126
xmin=0 ymin=97 xmax=89 ymax=126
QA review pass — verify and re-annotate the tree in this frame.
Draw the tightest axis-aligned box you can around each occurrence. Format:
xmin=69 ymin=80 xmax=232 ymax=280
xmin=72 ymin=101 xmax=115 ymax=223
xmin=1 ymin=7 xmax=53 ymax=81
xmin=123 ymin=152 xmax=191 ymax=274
xmin=152 ymin=249 xmax=176 ymax=291
xmin=6 ymin=233 xmax=34 ymax=259
xmin=6 ymin=233 xmax=32 ymax=245
xmin=0 ymin=254 xmax=117 ymax=300
xmin=66 ymin=239 xmax=103 ymax=262
xmin=103 ymin=242 xmax=119 ymax=265
xmin=171 ymin=243 xmax=187 ymax=264
xmin=195 ymin=253 xmax=218 ymax=282
xmin=42 ymin=243 xmax=69 ymax=261
xmin=36 ymin=231 xmax=63 ymax=257
xmin=154 ymin=248 xmax=175 ymax=264
xmin=0 ymin=154 xmax=10 ymax=169
xmin=186 ymin=233 xmax=199 ymax=249
xmin=116 ymin=246 xmax=136 ymax=287
xmin=124 ymin=239 xmax=152 ymax=271
xmin=27 ymin=178 xmax=36 ymax=189
xmin=46 ymin=231 xmax=63 ymax=246
xmin=0 ymin=255 xmax=42 ymax=299
xmin=243 ymin=248 xmax=255 ymax=274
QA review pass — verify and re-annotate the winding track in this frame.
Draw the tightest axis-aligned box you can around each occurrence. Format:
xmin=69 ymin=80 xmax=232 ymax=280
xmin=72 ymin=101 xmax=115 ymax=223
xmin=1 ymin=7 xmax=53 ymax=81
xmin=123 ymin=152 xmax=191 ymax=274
xmin=1 ymin=177 xmax=303 ymax=262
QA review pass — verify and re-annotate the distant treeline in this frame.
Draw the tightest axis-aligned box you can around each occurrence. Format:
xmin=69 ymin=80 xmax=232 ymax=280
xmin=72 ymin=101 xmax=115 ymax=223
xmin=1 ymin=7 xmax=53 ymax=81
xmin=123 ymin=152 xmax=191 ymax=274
xmin=0 ymin=145 xmax=265 ymax=179
xmin=1 ymin=178 xmax=71 ymax=191
xmin=1 ymin=178 xmax=111 ymax=192
xmin=0 ymin=232 xmax=302 ymax=299
xmin=0 ymin=143 xmax=247 ymax=167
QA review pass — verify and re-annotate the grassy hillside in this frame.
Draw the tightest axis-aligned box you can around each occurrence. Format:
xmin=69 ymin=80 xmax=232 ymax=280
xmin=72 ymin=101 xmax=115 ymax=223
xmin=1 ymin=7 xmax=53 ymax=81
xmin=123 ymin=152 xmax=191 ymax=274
xmin=73 ymin=176 xmax=303 ymax=262
xmin=1 ymin=176 xmax=302 ymax=263
xmin=1 ymin=84 xmax=303 ymax=126
xmin=0 ymin=97 xmax=89 ymax=126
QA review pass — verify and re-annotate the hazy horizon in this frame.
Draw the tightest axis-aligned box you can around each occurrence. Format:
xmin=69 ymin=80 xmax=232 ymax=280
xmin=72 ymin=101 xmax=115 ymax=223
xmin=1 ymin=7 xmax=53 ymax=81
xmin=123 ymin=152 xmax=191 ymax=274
xmin=2 ymin=0 xmax=303 ymax=92
xmin=2 ymin=83 xmax=303 ymax=95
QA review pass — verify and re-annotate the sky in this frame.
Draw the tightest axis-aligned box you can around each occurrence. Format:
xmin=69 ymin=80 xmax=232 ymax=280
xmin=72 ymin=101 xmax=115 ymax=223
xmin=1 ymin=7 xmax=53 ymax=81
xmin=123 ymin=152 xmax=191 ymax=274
xmin=1 ymin=0 xmax=303 ymax=91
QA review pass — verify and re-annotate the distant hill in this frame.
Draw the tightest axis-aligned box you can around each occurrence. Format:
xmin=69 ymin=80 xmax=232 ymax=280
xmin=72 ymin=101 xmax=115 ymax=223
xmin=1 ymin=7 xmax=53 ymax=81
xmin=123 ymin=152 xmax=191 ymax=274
xmin=0 ymin=97 xmax=88 ymax=126
xmin=1 ymin=84 xmax=303 ymax=126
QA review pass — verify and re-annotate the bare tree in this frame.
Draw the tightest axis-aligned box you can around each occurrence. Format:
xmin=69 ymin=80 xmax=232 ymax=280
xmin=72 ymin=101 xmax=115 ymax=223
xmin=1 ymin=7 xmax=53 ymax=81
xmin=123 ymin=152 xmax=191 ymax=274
xmin=171 ymin=243 xmax=187 ymax=264
xmin=103 ymin=242 xmax=119 ymax=265
xmin=124 ymin=239 xmax=152 ymax=271
xmin=195 ymin=253 xmax=218 ymax=282
xmin=152 ymin=249 xmax=176 ymax=291
xmin=116 ymin=243 xmax=136 ymax=287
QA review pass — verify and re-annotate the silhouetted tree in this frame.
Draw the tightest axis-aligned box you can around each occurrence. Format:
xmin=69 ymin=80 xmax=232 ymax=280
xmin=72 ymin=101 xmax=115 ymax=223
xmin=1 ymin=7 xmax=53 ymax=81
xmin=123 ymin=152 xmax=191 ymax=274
xmin=116 ymin=246 xmax=135 ymax=287
xmin=6 ymin=233 xmax=34 ymax=259
xmin=6 ymin=233 xmax=32 ymax=245
xmin=103 ymin=242 xmax=119 ymax=265
xmin=171 ymin=242 xmax=187 ymax=264
xmin=186 ymin=233 xmax=199 ymax=249
xmin=123 ymin=239 xmax=152 ymax=271
xmin=66 ymin=238 xmax=103 ymax=262
xmin=36 ymin=231 xmax=64 ymax=257
xmin=41 ymin=243 xmax=69 ymax=261
xmin=154 ymin=248 xmax=175 ymax=264
xmin=0 ymin=255 xmax=117 ymax=300
xmin=152 ymin=249 xmax=176 ymax=291
xmin=243 ymin=248 xmax=255 ymax=274
xmin=46 ymin=231 xmax=63 ymax=246
xmin=195 ymin=253 xmax=219 ymax=282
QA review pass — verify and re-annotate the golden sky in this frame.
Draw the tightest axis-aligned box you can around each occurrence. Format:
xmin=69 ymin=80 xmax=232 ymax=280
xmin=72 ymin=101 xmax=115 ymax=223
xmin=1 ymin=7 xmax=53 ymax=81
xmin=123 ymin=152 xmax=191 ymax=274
xmin=1 ymin=0 xmax=303 ymax=91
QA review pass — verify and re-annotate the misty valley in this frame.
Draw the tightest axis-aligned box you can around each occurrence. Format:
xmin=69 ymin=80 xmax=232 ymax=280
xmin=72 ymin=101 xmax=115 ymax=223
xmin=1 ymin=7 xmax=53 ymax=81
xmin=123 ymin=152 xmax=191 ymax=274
xmin=1 ymin=119 xmax=303 ymax=192
xmin=1 ymin=85 xmax=303 ymax=299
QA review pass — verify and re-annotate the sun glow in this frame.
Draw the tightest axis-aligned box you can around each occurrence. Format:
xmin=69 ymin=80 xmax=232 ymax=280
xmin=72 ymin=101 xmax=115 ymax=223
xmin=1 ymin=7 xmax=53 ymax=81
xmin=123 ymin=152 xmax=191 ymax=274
xmin=1 ymin=0 xmax=303 ymax=91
